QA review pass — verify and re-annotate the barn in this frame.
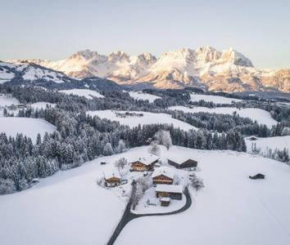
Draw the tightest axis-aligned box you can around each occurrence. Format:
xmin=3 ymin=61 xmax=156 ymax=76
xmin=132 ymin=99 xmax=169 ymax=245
xmin=155 ymin=184 xmax=183 ymax=200
xmin=168 ymin=158 xmax=198 ymax=170
xmin=152 ymin=166 xmax=175 ymax=185
xmin=130 ymin=154 xmax=159 ymax=172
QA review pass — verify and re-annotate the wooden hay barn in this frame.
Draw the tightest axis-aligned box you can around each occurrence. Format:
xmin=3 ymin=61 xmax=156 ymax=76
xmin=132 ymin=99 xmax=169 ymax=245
xmin=168 ymin=158 xmax=198 ymax=170
xmin=155 ymin=185 xmax=183 ymax=200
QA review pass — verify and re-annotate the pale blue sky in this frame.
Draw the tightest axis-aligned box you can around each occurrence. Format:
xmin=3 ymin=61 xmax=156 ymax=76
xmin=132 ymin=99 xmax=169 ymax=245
xmin=0 ymin=0 xmax=289 ymax=69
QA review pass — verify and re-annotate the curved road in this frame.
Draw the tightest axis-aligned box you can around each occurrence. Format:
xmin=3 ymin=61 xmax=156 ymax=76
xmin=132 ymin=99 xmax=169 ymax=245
xmin=107 ymin=186 xmax=192 ymax=245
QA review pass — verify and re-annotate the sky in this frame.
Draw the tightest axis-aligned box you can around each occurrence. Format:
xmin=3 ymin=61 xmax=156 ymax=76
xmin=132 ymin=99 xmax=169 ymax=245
xmin=0 ymin=0 xmax=289 ymax=69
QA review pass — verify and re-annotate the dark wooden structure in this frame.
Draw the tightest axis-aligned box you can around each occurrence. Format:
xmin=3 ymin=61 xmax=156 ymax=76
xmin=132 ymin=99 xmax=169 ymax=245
xmin=168 ymin=159 xmax=198 ymax=169
xmin=249 ymin=173 xmax=265 ymax=180
xmin=155 ymin=185 xmax=183 ymax=200
xmin=160 ymin=197 xmax=170 ymax=207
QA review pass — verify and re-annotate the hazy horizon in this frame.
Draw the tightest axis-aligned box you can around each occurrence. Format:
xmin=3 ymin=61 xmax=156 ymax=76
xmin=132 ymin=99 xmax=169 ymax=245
xmin=1 ymin=0 xmax=289 ymax=69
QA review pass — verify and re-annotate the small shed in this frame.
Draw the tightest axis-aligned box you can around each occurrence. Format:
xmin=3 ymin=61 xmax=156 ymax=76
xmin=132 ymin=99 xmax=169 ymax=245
xmin=152 ymin=166 xmax=175 ymax=185
xmin=249 ymin=173 xmax=265 ymax=180
xmin=247 ymin=136 xmax=259 ymax=141
xmin=155 ymin=184 xmax=183 ymax=200
xmin=160 ymin=197 xmax=170 ymax=207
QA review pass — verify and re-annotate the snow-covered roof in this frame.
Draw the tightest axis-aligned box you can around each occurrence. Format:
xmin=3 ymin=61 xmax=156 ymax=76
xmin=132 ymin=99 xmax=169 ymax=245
xmin=152 ymin=166 xmax=175 ymax=179
xmin=160 ymin=197 xmax=170 ymax=202
xmin=155 ymin=184 xmax=183 ymax=193
xmin=166 ymin=154 xmax=197 ymax=165
xmin=104 ymin=169 xmax=120 ymax=179
xmin=132 ymin=153 xmax=159 ymax=166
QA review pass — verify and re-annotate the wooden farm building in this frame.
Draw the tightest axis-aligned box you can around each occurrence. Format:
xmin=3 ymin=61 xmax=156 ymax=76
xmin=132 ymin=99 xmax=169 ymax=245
xmin=168 ymin=158 xmax=198 ymax=170
xmin=247 ymin=135 xmax=258 ymax=141
xmin=152 ymin=166 xmax=174 ymax=185
xmin=104 ymin=170 xmax=121 ymax=187
xmin=160 ymin=197 xmax=170 ymax=207
xmin=130 ymin=154 xmax=159 ymax=172
xmin=155 ymin=184 xmax=183 ymax=200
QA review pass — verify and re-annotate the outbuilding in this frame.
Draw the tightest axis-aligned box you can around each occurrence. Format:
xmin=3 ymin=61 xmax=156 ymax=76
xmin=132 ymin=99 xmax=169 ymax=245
xmin=168 ymin=158 xmax=198 ymax=170
xmin=155 ymin=184 xmax=183 ymax=200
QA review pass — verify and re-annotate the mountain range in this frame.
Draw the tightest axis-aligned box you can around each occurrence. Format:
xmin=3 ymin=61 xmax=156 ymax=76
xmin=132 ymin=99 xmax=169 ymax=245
xmin=4 ymin=46 xmax=290 ymax=92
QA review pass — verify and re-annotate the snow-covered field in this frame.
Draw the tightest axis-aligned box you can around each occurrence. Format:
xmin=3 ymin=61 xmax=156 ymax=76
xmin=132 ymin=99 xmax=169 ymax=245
xmin=190 ymin=94 xmax=243 ymax=104
xmin=170 ymin=106 xmax=277 ymax=128
xmin=0 ymin=118 xmax=56 ymax=143
xmin=116 ymin=146 xmax=290 ymax=245
xmin=246 ymin=136 xmax=290 ymax=154
xmin=30 ymin=102 xmax=56 ymax=110
xmin=87 ymin=110 xmax=197 ymax=131
xmin=59 ymin=89 xmax=104 ymax=99
xmin=129 ymin=91 xmax=161 ymax=103
xmin=0 ymin=94 xmax=19 ymax=107
xmin=1 ymin=146 xmax=290 ymax=245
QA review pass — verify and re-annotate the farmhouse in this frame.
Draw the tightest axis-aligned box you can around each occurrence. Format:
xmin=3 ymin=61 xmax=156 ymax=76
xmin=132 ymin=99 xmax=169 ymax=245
xmin=104 ymin=170 xmax=121 ymax=187
xmin=168 ymin=157 xmax=198 ymax=170
xmin=130 ymin=154 xmax=159 ymax=171
xmin=152 ymin=166 xmax=174 ymax=185
xmin=155 ymin=184 xmax=183 ymax=200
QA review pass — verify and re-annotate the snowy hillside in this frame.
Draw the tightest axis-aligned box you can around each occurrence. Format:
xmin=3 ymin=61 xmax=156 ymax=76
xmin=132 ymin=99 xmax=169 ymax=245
xmin=190 ymin=94 xmax=243 ymax=104
xmin=0 ymin=94 xmax=19 ymax=107
xmin=169 ymin=106 xmax=277 ymax=128
xmin=0 ymin=118 xmax=56 ymax=143
xmin=128 ymin=91 xmax=161 ymax=103
xmin=30 ymin=102 xmax=56 ymax=110
xmin=116 ymin=146 xmax=290 ymax=245
xmin=246 ymin=136 xmax=290 ymax=154
xmin=87 ymin=110 xmax=197 ymax=131
xmin=10 ymin=47 xmax=290 ymax=92
xmin=1 ymin=146 xmax=290 ymax=245
xmin=58 ymin=89 xmax=104 ymax=99
xmin=0 ymin=61 xmax=73 ymax=84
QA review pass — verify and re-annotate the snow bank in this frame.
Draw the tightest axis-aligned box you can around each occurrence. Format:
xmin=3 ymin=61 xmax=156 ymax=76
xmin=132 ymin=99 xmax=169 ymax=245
xmin=129 ymin=91 xmax=161 ymax=103
xmin=170 ymin=106 xmax=277 ymax=128
xmin=87 ymin=110 xmax=197 ymax=131
xmin=0 ymin=118 xmax=56 ymax=143
xmin=190 ymin=94 xmax=243 ymax=104
xmin=59 ymin=89 xmax=104 ymax=99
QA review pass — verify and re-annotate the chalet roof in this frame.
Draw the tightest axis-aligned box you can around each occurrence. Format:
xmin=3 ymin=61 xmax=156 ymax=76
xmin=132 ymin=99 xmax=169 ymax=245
xmin=132 ymin=153 xmax=159 ymax=166
xmin=156 ymin=184 xmax=183 ymax=193
xmin=104 ymin=168 xmax=121 ymax=180
xmin=167 ymin=156 xmax=197 ymax=165
xmin=152 ymin=166 xmax=175 ymax=179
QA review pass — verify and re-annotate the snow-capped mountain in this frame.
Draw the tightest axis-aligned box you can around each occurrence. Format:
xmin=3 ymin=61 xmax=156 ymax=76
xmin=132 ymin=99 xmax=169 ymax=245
xmin=7 ymin=47 xmax=290 ymax=92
